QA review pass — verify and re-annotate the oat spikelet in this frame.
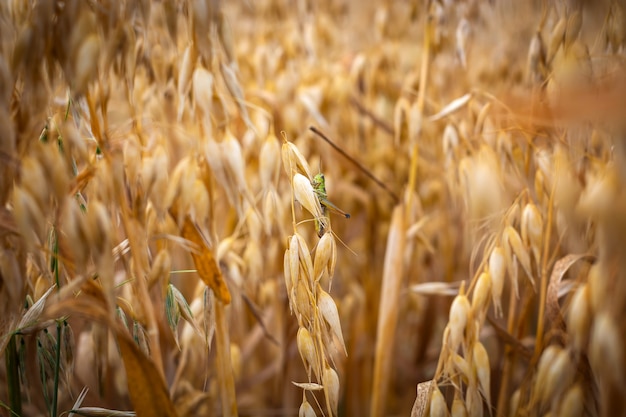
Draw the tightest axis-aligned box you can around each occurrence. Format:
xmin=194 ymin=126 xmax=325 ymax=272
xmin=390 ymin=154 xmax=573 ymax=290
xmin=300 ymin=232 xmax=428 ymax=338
xmin=317 ymin=288 xmax=347 ymax=356
xmin=429 ymin=387 xmax=449 ymax=417
xmin=293 ymin=173 xmax=325 ymax=230
xmin=488 ymin=247 xmax=506 ymax=317
xmin=448 ymin=294 xmax=471 ymax=354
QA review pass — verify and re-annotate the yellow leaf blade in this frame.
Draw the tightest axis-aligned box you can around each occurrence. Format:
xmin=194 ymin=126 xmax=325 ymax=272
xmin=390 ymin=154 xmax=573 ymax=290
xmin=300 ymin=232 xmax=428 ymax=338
xmin=181 ymin=217 xmax=231 ymax=304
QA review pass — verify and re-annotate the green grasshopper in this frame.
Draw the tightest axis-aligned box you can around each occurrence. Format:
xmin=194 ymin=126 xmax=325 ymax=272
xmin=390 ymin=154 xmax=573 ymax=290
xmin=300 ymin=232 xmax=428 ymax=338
xmin=311 ymin=173 xmax=350 ymax=237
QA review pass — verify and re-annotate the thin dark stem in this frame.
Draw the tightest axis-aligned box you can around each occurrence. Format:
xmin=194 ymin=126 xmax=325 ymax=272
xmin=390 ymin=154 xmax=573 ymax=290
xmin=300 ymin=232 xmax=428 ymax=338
xmin=309 ymin=126 xmax=399 ymax=203
xmin=6 ymin=335 xmax=22 ymax=416
xmin=51 ymin=323 xmax=62 ymax=417
xmin=349 ymin=96 xmax=394 ymax=135
xmin=50 ymin=228 xmax=59 ymax=289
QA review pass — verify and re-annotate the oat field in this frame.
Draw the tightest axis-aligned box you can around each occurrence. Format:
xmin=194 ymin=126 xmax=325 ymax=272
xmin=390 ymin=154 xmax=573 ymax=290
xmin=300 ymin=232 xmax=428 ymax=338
xmin=1 ymin=1 xmax=625 ymax=416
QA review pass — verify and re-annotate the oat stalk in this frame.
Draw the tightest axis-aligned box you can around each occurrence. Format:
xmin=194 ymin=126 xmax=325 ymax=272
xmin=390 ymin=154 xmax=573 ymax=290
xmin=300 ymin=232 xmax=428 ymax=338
xmin=5 ymin=335 xmax=22 ymax=416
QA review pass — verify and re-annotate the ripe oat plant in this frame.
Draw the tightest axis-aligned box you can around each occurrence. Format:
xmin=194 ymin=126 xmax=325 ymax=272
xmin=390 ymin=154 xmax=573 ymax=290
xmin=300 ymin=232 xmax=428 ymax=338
xmin=0 ymin=1 xmax=625 ymax=416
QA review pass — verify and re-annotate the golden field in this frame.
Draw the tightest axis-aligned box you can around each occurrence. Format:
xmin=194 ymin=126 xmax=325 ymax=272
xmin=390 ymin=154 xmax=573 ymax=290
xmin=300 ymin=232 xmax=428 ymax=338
xmin=1 ymin=1 xmax=625 ymax=416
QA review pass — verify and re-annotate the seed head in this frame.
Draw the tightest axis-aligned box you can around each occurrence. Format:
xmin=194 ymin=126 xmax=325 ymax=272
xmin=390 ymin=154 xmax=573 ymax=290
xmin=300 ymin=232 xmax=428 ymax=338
xmin=448 ymin=294 xmax=471 ymax=353
xmin=489 ymin=247 xmax=506 ymax=317
xmin=317 ymin=287 xmax=346 ymax=355
xmin=430 ymin=386 xmax=449 ymax=417
xmin=293 ymin=173 xmax=325 ymax=232
xmin=323 ymin=366 xmax=339 ymax=416
xmin=566 ymin=283 xmax=591 ymax=352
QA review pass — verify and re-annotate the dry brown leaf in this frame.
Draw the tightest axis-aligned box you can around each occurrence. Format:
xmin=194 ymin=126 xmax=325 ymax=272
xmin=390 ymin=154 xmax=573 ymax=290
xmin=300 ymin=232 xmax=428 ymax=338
xmin=180 ymin=216 xmax=231 ymax=304
xmin=43 ymin=281 xmax=179 ymax=416
xmin=410 ymin=380 xmax=433 ymax=417
xmin=116 ymin=325 xmax=180 ymax=417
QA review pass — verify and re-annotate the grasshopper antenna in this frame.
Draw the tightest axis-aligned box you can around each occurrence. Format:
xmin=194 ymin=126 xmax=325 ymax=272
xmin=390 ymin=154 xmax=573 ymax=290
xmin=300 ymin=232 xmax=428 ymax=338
xmin=309 ymin=126 xmax=400 ymax=203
